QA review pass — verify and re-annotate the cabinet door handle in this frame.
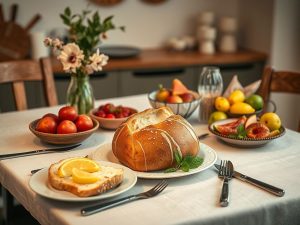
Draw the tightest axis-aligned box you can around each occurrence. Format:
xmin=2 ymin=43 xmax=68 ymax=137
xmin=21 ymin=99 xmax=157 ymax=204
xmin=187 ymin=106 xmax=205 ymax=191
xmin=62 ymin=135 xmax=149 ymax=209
xmin=133 ymin=68 xmax=185 ymax=77
xmin=55 ymin=73 xmax=108 ymax=80
xmin=217 ymin=64 xmax=254 ymax=71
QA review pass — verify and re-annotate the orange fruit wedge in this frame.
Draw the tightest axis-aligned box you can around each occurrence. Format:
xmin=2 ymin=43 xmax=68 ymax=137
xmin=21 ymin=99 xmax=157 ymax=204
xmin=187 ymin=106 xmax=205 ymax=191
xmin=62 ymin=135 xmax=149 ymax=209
xmin=172 ymin=79 xmax=189 ymax=96
xmin=71 ymin=168 xmax=100 ymax=184
xmin=57 ymin=157 xmax=100 ymax=177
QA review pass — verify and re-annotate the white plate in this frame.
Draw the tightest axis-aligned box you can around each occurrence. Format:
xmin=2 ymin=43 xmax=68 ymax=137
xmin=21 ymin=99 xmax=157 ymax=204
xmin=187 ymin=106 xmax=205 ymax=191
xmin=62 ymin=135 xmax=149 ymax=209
xmin=29 ymin=161 xmax=137 ymax=202
xmin=90 ymin=143 xmax=217 ymax=179
xmin=208 ymin=119 xmax=286 ymax=147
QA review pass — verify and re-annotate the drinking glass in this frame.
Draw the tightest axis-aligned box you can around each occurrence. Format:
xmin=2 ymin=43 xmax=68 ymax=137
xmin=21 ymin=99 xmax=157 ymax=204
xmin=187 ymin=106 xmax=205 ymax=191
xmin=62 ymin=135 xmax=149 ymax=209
xmin=198 ymin=66 xmax=223 ymax=123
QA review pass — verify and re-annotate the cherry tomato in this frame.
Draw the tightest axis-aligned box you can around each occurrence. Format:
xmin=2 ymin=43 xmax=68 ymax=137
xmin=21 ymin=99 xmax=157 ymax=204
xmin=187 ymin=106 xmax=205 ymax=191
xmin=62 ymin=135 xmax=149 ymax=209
xmin=95 ymin=110 xmax=106 ymax=118
xmin=115 ymin=112 xmax=125 ymax=118
xmin=36 ymin=116 xmax=57 ymax=134
xmin=57 ymin=120 xmax=77 ymax=134
xmin=42 ymin=113 xmax=59 ymax=123
xmin=103 ymin=103 xmax=115 ymax=114
xmin=75 ymin=115 xmax=93 ymax=132
xmin=105 ymin=113 xmax=116 ymax=119
xmin=121 ymin=107 xmax=131 ymax=116
xmin=58 ymin=106 xmax=78 ymax=121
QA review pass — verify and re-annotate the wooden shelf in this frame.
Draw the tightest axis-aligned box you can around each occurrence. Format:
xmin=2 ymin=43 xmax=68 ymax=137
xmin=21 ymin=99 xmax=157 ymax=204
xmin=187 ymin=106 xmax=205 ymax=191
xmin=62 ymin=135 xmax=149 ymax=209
xmin=51 ymin=48 xmax=268 ymax=73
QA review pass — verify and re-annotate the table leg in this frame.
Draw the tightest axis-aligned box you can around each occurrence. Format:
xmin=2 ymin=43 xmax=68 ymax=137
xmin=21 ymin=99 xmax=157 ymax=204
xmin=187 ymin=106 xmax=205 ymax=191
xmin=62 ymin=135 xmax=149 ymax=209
xmin=1 ymin=186 xmax=14 ymax=225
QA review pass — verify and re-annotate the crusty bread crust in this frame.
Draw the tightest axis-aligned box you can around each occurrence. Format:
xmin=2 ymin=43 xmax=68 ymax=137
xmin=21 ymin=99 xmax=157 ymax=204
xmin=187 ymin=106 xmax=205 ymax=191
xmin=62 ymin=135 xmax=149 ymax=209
xmin=112 ymin=107 xmax=199 ymax=172
xmin=48 ymin=158 xmax=124 ymax=197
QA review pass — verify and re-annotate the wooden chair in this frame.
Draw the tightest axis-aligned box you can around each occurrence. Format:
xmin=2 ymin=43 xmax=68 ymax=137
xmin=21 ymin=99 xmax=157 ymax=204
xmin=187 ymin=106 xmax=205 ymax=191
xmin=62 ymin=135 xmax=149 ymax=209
xmin=0 ymin=58 xmax=58 ymax=110
xmin=258 ymin=66 xmax=300 ymax=132
xmin=0 ymin=58 xmax=58 ymax=224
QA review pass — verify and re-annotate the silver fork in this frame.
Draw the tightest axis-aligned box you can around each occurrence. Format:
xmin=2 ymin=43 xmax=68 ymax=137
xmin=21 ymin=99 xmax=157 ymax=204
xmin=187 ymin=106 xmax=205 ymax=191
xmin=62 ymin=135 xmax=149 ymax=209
xmin=81 ymin=179 xmax=168 ymax=216
xmin=218 ymin=160 xmax=233 ymax=207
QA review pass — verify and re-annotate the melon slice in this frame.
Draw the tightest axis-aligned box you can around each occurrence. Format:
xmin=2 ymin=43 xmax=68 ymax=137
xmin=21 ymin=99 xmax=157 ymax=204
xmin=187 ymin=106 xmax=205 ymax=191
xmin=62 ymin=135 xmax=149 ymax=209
xmin=245 ymin=114 xmax=257 ymax=129
xmin=172 ymin=79 xmax=189 ymax=96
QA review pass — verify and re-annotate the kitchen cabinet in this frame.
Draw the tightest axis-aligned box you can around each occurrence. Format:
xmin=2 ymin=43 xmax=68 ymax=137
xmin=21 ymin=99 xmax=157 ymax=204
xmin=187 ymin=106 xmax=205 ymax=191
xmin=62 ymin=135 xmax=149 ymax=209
xmin=119 ymin=67 xmax=198 ymax=96
xmin=51 ymin=48 xmax=266 ymax=96
xmin=0 ymin=48 xmax=267 ymax=112
xmin=54 ymin=71 xmax=119 ymax=104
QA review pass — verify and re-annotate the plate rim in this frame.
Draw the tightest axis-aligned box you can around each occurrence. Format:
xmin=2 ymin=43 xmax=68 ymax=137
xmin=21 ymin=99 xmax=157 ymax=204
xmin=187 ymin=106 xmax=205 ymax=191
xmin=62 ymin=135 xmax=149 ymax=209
xmin=90 ymin=142 xmax=218 ymax=179
xmin=29 ymin=161 xmax=137 ymax=202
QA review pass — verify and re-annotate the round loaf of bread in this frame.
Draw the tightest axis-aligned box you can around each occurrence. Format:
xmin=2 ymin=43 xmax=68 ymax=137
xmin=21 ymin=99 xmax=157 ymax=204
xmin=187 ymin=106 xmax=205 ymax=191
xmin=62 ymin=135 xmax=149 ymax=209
xmin=112 ymin=107 xmax=199 ymax=171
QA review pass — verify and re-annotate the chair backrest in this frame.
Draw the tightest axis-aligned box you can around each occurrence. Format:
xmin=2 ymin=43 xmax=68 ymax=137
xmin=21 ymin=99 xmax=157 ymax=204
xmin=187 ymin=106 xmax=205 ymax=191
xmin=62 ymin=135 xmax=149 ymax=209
xmin=0 ymin=58 xmax=58 ymax=110
xmin=258 ymin=66 xmax=300 ymax=131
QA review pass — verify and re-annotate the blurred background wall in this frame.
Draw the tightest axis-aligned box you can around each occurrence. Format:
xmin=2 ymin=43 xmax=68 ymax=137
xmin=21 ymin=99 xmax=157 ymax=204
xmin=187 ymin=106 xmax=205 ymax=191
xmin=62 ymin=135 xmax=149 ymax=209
xmin=1 ymin=0 xmax=299 ymax=130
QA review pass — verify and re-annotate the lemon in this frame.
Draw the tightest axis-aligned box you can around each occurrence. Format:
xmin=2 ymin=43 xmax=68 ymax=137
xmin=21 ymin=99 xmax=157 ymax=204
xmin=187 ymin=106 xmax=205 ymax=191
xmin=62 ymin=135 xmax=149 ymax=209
xmin=229 ymin=102 xmax=255 ymax=114
xmin=215 ymin=97 xmax=230 ymax=112
xmin=72 ymin=168 xmax=100 ymax=184
xmin=57 ymin=157 xmax=100 ymax=177
xmin=208 ymin=111 xmax=228 ymax=125
xmin=245 ymin=94 xmax=264 ymax=110
xmin=260 ymin=112 xmax=281 ymax=131
xmin=228 ymin=90 xmax=245 ymax=105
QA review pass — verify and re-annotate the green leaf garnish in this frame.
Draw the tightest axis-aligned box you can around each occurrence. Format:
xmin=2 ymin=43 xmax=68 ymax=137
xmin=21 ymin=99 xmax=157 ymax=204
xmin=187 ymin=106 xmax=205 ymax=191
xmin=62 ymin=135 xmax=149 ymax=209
xmin=164 ymin=149 xmax=203 ymax=173
xmin=236 ymin=124 xmax=247 ymax=139
xmin=174 ymin=150 xmax=182 ymax=165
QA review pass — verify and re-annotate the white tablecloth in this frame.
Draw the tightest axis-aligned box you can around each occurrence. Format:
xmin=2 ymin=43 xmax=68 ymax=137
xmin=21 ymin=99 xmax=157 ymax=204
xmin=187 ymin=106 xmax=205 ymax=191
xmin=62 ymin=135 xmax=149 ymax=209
xmin=0 ymin=94 xmax=300 ymax=225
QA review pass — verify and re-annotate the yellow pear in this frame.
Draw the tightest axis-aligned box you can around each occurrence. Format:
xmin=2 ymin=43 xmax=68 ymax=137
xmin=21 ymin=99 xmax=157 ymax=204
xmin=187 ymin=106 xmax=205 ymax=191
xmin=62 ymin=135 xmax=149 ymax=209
xmin=230 ymin=102 xmax=255 ymax=114
xmin=228 ymin=90 xmax=245 ymax=105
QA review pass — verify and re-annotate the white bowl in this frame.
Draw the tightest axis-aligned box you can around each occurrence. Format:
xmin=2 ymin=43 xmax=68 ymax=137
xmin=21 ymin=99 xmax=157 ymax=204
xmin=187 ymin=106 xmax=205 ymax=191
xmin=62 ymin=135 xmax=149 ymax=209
xmin=148 ymin=90 xmax=200 ymax=118
xmin=90 ymin=108 xmax=138 ymax=130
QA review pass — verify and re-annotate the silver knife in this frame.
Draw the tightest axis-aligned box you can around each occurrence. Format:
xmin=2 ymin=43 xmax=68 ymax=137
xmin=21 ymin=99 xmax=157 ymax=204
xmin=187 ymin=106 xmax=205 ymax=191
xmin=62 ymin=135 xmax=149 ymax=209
xmin=214 ymin=164 xmax=285 ymax=197
xmin=0 ymin=143 xmax=81 ymax=160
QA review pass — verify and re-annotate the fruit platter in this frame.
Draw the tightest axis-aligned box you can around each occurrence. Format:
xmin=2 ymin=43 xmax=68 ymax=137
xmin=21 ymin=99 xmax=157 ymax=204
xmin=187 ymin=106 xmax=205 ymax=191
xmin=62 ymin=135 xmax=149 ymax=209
xmin=208 ymin=113 xmax=285 ymax=147
xmin=148 ymin=79 xmax=200 ymax=118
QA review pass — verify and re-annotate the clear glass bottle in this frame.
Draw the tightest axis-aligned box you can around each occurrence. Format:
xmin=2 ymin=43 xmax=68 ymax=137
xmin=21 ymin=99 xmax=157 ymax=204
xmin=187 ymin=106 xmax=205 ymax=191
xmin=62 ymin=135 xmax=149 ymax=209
xmin=198 ymin=66 xmax=223 ymax=123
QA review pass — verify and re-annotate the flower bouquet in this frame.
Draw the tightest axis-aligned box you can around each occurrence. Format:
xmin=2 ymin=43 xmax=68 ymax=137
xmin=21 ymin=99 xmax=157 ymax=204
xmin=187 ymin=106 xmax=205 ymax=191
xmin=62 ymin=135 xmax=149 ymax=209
xmin=45 ymin=7 xmax=124 ymax=114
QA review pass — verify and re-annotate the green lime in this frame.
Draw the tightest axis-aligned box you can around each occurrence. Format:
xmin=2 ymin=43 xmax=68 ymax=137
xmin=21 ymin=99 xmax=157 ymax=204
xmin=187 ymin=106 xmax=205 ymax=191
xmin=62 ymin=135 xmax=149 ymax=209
xmin=245 ymin=94 xmax=264 ymax=110
xmin=208 ymin=111 xmax=228 ymax=125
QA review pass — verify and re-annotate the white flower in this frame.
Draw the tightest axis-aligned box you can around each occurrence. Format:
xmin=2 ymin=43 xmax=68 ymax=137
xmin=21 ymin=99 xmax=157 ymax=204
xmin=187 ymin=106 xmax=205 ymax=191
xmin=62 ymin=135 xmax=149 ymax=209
xmin=84 ymin=65 xmax=94 ymax=75
xmin=57 ymin=43 xmax=84 ymax=73
xmin=52 ymin=38 xmax=63 ymax=50
xmin=44 ymin=37 xmax=52 ymax=46
xmin=88 ymin=49 xmax=109 ymax=72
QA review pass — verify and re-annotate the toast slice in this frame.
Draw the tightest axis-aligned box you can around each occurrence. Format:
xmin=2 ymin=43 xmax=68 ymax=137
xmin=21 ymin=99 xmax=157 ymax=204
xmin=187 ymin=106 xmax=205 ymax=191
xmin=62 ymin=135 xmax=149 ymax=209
xmin=48 ymin=158 xmax=124 ymax=197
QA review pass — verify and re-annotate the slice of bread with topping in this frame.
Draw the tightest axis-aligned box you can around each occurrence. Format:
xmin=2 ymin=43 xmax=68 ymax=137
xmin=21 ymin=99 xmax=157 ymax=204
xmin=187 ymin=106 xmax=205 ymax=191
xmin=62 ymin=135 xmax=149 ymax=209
xmin=48 ymin=157 xmax=124 ymax=197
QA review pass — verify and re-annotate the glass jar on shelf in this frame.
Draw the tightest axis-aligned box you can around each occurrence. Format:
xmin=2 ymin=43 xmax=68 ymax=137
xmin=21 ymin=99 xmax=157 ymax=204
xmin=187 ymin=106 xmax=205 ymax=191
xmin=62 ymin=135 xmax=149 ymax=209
xmin=198 ymin=66 xmax=223 ymax=123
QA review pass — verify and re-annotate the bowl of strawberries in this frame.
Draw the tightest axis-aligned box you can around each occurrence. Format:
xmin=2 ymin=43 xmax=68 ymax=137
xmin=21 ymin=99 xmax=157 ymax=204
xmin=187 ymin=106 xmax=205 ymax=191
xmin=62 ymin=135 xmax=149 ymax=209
xmin=29 ymin=106 xmax=99 ymax=145
xmin=90 ymin=103 xmax=138 ymax=130
xmin=148 ymin=79 xmax=200 ymax=118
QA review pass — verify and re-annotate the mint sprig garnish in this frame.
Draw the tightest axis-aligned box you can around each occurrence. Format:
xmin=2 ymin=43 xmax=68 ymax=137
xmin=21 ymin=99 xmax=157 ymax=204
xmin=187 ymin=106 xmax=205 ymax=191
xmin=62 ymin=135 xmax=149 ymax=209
xmin=165 ymin=149 xmax=204 ymax=173
xmin=236 ymin=124 xmax=247 ymax=139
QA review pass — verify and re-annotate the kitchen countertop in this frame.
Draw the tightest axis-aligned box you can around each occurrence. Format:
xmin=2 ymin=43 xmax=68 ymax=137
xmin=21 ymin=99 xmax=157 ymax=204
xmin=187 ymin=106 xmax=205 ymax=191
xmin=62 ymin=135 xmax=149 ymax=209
xmin=51 ymin=48 xmax=268 ymax=73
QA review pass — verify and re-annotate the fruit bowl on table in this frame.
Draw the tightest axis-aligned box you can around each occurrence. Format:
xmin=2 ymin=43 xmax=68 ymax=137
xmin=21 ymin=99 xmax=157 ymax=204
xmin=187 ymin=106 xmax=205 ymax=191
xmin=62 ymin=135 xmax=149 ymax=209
xmin=208 ymin=118 xmax=286 ymax=147
xmin=90 ymin=106 xmax=138 ymax=130
xmin=148 ymin=90 xmax=201 ymax=118
xmin=29 ymin=118 xmax=99 ymax=145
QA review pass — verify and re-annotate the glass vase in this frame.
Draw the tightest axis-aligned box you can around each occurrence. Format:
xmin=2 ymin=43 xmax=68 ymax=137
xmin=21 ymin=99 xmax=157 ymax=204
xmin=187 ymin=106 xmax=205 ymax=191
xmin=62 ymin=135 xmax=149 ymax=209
xmin=66 ymin=72 xmax=95 ymax=115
